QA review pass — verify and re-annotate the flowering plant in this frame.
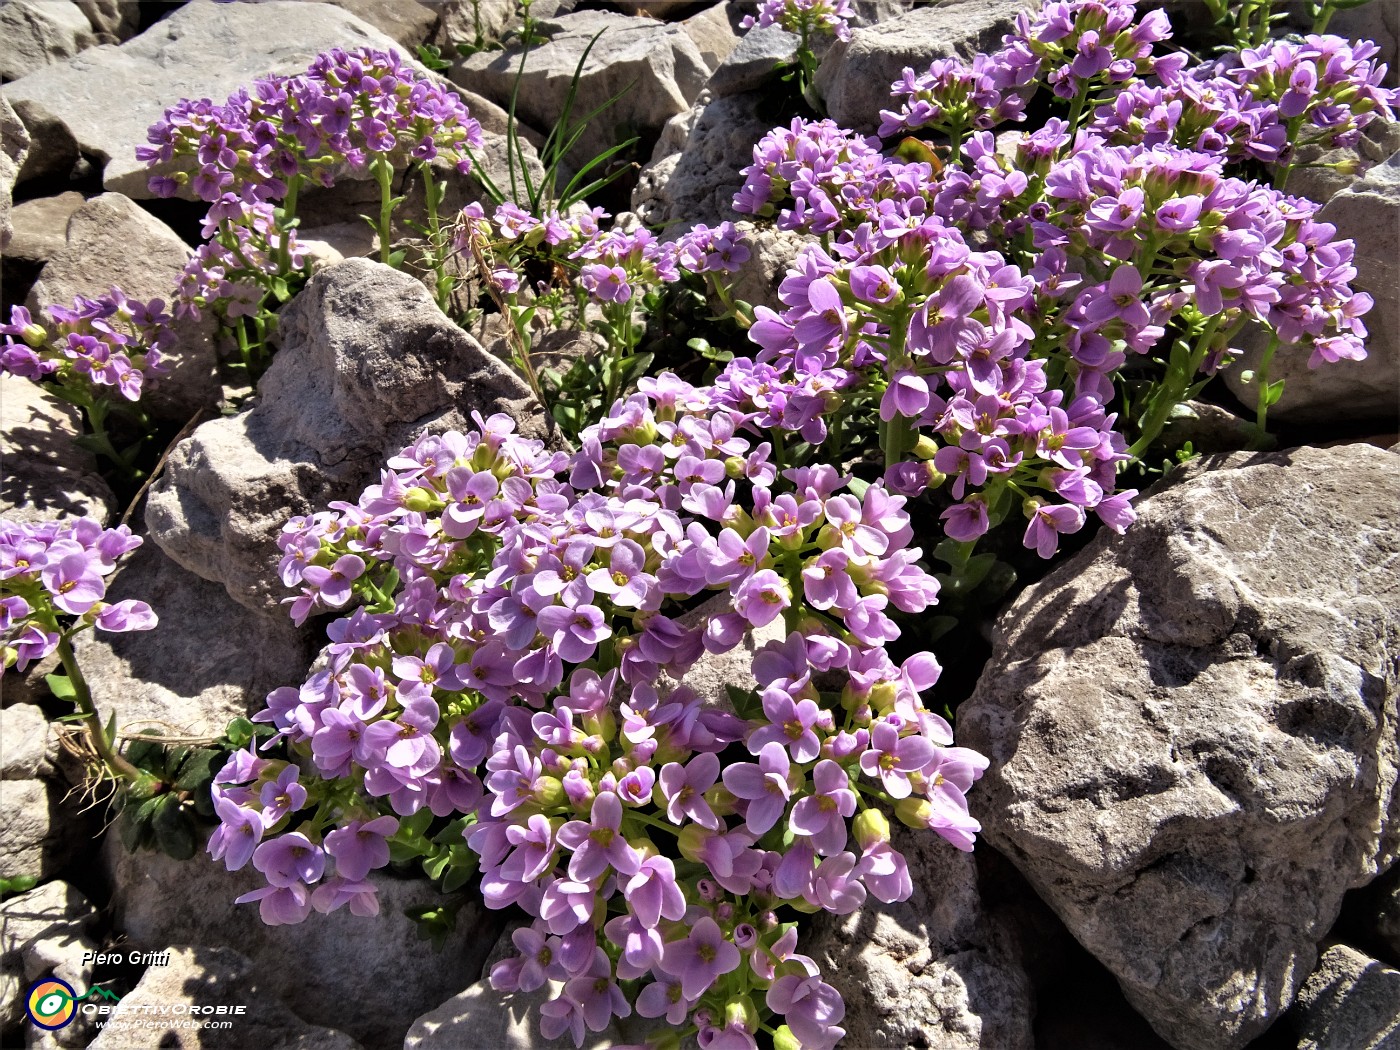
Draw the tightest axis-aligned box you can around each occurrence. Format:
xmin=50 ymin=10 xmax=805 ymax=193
xmin=740 ymin=0 xmax=855 ymax=101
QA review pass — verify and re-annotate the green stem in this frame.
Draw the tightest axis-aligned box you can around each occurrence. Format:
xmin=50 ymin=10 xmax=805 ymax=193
xmin=1065 ymin=82 xmax=1090 ymax=142
xmin=276 ymin=174 xmax=301 ymax=276
xmin=1126 ymin=314 xmax=1224 ymax=460
xmin=373 ymin=155 xmax=395 ymax=265
xmin=420 ymin=164 xmax=452 ymax=312
xmin=1251 ymin=333 xmax=1281 ymax=447
xmin=57 ymin=636 xmax=144 ymax=784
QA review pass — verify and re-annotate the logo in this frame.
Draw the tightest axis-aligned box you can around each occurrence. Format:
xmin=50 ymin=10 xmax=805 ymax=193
xmin=25 ymin=981 xmax=122 ymax=1029
xmin=26 ymin=979 xmax=76 ymax=1030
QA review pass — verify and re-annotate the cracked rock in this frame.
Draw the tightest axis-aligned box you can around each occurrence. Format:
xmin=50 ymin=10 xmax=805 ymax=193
xmin=958 ymin=443 xmax=1400 ymax=1050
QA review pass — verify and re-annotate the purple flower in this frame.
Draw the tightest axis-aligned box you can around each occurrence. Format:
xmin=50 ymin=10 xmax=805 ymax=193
xmin=789 ymin=759 xmax=856 ymax=854
xmin=658 ymin=753 xmax=722 ymax=830
xmin=93 ymin=599 xmax=158 ymax=632
xmin=209 ymin=796 xmax=262 ymax=870
xmin=748 ymin=690 xmax=823 ymax=764
xmin=858 ymin=721 xmax=936 ymax=799
xmin=722 ymin=741 xmax=796 ymax=836
xmin=766 ymin=973 xmax=845 ymax=1050
xmin=40 ymin=552 xmax=104 ymax=615
xmin=258 ymin=765 xmax=307 ymax=826
xmin=660 ymin=916 xmax=741 ymax=1001
xmin=623 ymin=854 xmax=687 ymax=928
xmin=536 ymin=603 xmax=612 ymax=663
xmin=252 ymin=832 xmax=325 ymax=887
xmin=324 ymin=815 xmax=397 ymax=880
xmin=557 ymin=792 xmax=640 ymax=880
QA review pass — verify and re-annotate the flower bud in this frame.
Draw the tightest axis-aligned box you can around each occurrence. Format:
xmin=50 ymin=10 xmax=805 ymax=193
xmin=724 ymin=998 xmax=759 ymax=1033
xmin=402 ymin=486 xmax=444 ymax=513
xmin=714 ymin=902 xmax=734 ymax=923
xmin=678 ymin=824 xmax=713 ymax=863
xmin=772 ymin=1026 xmax=802 ymax=1050
xmin=532 ymin=775 xmax=566 ymax=809
xmin=724 ymin=456 xmax=747 ymax=479
xmin=854 ymin=808 xmax=891 ymax=850
xmin=868 ymin=681 xmax=898 ymax=714
xmin=895 ymin=796 xmax=935 ymax=829
xmin=20 ymin=323 xmax=48 ymax=348
xmin=912 ymin=434 xmax=940 ymax=461
xmin=1021 ymin=496 xmax=1042 ymax=519
xmin=703 ymin=784 xmax=737 ymax=817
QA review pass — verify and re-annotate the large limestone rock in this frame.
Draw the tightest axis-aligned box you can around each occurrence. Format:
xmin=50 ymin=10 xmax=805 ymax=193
xmin=451 ymin=8 xmax=737 ymax=170
xmin=632 ymin=91 xmax=773 ymax=230
xmin=71 ymin=540 xmax=312 ymax=738
xmin=804 ymin=829 xmax=1035 ymax=1049
xmin=1225 ymin=150 xmax=1400 ymax=425
xmin=24 ymin=192 xmax=220 ymax=423
xmin=105 ymin=842 xmax=503 ymax=1048
xmin=0 ymin=703 xmax=56 ymax=781
xmin=0 ymin=778 xmax=87 ymax=882
xmin=5 ymin=190 xmax=85 ymax=266
xmin=88 ymin=946 xmax=362 ymax=1050
xmin=0 ymin=0 xmax=413 ymax=195
xmin=1289 ymin=944 xmax=1400 ymax=1050
xmin=145 ymin=258 xmax=547 ymax=614
xmin=959 ymin=444 xmax=1400 ymax=1050
xmin=0 ymin=1 xmax=97 ymax=83
xmin=0 ymin=374 xmax=116 ymax=523
xmin=73 ymin=0 xmax=141 ymax=46
xmin=706 ymin=24 xmax=798 ymax=96
xmin=814 ymin=0 xmax=1032 ymax=133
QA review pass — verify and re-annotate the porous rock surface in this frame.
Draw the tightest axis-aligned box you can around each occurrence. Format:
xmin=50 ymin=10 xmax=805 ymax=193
xmin=71 ymin=539 xmax=313 ymax=737
xmin=805 ymin=829 xmax=1035 ymax=1050
xmin=87 ymin=945 xmax=363 ymax=1050
xmin=144 ymin=258 xmax=547 ymax=614
xmin=0 ymin=374 xmax=115 ymax=524
xmin=959 ymin=443 xmax=1400 ymax=1050
xmin=0 ymin=1 xmax=97 ymax=84
xmin=0 ymin=880 xmax=99 ymax=1029
xmin=451 ymin=8 xmax=738 ymax=170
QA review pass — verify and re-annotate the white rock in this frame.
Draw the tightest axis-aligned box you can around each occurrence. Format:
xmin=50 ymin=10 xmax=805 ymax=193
xmin=0 ymin=1 xmax=97 ymax=84
xmin=0 ymin=374 xmax=116 ymax=524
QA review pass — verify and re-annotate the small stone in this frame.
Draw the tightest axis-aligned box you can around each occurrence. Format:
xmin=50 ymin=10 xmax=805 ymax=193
xmin=0 ymin=374 xmax=116 ymax=524
xmin=87 ymin=945 xmax=362 ymax=1050
xmin=0 ymin=779 xmax=84 ymax=881
xmin=707 ymin=25 xmax=797 ymax=97
xmin=1291 ymin=944 xmax=1400 ymax=1050
xmin=0 ymin=1 xmax=97 ymax=84
xmin=24 ymin=192 xmax=220 ymax=423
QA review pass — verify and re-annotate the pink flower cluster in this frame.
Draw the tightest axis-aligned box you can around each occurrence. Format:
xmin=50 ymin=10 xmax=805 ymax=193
xmin=0 ymin=519 xmax=156 ymax=672
xmin=0 ymin=291 xmax=171 ymax=402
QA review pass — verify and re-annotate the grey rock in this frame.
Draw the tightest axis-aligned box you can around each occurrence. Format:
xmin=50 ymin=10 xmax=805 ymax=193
xmin=1291 ymin=945 xmax=1400 ymax=1050
xmin=729 ymin=220 xmax=815 ymax=314
xmin=87 ymin=945 xmax=363 ymax=1050
xmin=451 ymin=9 xmax=725 ymax=170
xmin=6 ymin=191 xmax=85 ymax=265
xmin=24 ymin=192 xmax=220 ymax=423
xmin=71 ymin=540 xmax=312 ymax=739
xmin=1157 ymin=399 xmax=1255 ymax=457
xmin=316 ymin=0 xmax=439 ymax=47
xmin=105 ymin=842 xmax=502 ymax=1048
xmin=805 ymin=829 xmax=1035 ymax=1050
xmin=1226 ymin=150 xmax=1400 ymax=426
xmin=1369 ymin=865 xmax=1400 ymax=964
xmin=815 ymin=0 xmax=1032 ymax=132
xmin=1285 ymin=119 xmax=1400 ymax=206
xmin=0 ymin=880 xmax=99 ymax=1029
xmin=707 ymin=24 xmax=797 ymax=96
xmin=0 ymin=778 xmax=85 ymax=881
xmin=632 ymin=91 xmax=774 ymax=229
xmin=679 ymin=2 xmax=740 ymax=73
xmin=144 ymin=258 xmax=546 ymax=614
xmin=0 ymin=374 xmax=116 ymax=524
xmin=434 ymin=0 xmax=519 ymax=48
xmin=958 ymin=444 xmax=1400 ymax=1050
xmin=0 ymin=95 xmax=28 ymax=251
xmin=0 ymin=1 xmax=97 ymax=84
xmin=1 ymin=0 xmax=412 ymax=195
xmin=0 ymin=703 xmax=55 ymax=781
xmin=848 ymin=0 xmax=920 ymax=25
xmin=72 ymin=0 xmax=140 ymax=45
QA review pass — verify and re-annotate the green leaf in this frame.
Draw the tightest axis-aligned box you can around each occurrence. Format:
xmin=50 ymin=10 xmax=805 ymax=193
xmin=1262 ymin=379 xmax=1285 ymax=407
xmin=414 ymin=44 xmax=452 ymax=72
xmin=124 ymin=732 xmax=165 ymax=772
xmin=388 ymin=249 xmax=408 ymax=269
xmin=174 ymin=749 xmax=222 ymax=793
xmin=153 ymin=797 xmax=197 ymax=860
xmin=0 ymin=875 xmax=39 ymax=897
xmin=225 ymin=716 xmax=256 ymax=749
xmin=45 ymin=673 xmax=77 ymax=702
